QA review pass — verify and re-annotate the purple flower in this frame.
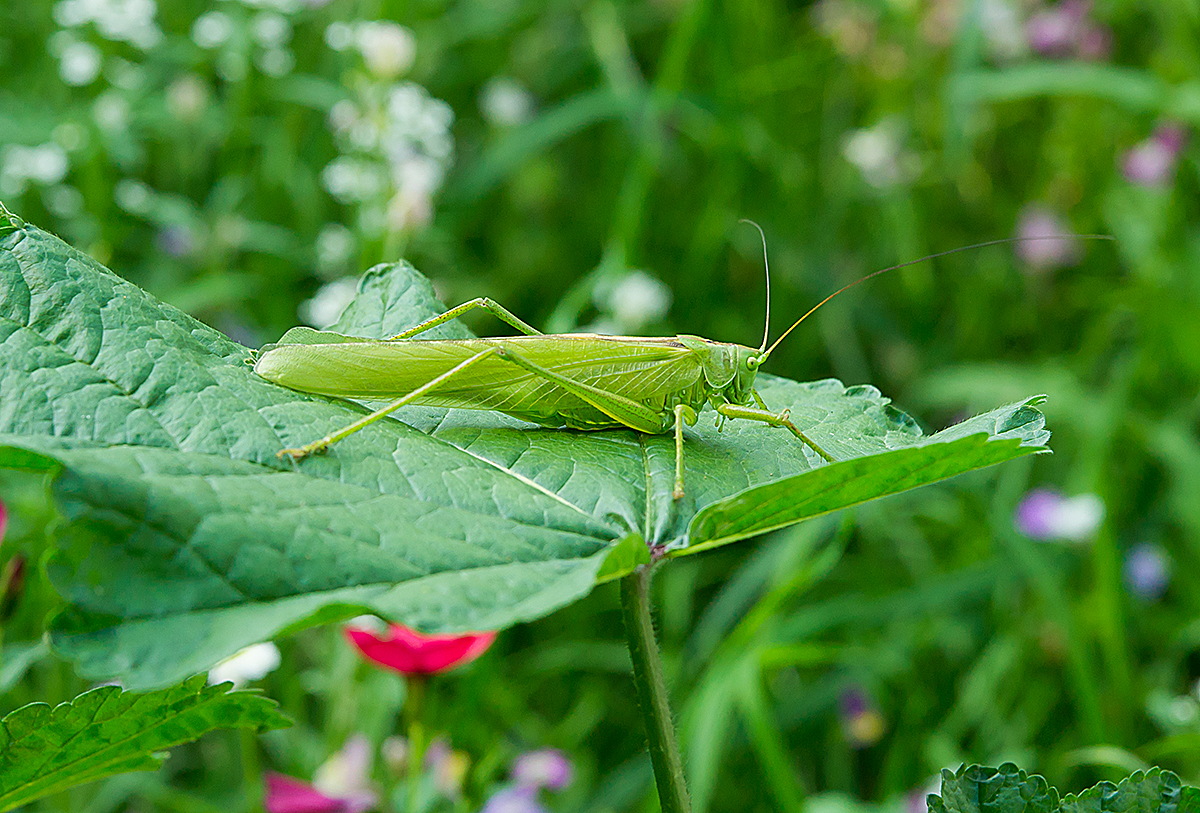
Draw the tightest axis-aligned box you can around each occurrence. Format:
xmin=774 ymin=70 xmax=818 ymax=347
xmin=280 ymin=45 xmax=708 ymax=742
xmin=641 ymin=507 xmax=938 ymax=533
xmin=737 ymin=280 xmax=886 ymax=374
xmin=1026 ymin=0 xmax=1111 ymax=60
xmin=1122 ymin=123 xmax=1188 ymax=187
xmin=481 ymin=748 xmax=574 ymax=813
xmin=1014 ymin=206 xmax=1080 ymax=272
xmin=1125 ymin=543 xmax=1170 ymax=601
xmin=156 ymin=224 xmax=197 ymax=258
xmin=1014 ymin=488 xmax=1105 ymax=541
xmin=839 ymin=687 xmax=884 ymax=748
xmin=512 ymin=749 xmax=573 ymax=791
xmin=482 ymin=786 xmax=548 ymax=813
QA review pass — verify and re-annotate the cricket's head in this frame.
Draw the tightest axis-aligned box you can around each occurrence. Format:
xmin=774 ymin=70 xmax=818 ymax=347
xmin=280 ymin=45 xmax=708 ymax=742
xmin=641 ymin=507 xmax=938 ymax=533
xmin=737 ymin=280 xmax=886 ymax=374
xmin=677 ymin=336 xmax=761 ymax=403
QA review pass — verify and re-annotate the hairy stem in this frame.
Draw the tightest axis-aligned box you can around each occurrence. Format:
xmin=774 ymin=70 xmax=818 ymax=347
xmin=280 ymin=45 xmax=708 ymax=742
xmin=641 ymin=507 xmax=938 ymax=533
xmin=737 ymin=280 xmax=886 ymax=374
xmin=620 ymin=565 xmax=691 ymax=813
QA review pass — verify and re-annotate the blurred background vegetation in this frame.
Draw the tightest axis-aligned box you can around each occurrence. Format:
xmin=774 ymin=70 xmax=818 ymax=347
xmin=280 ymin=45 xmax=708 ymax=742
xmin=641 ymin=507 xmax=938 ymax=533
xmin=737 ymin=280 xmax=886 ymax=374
xmin=3 ymin=0 xmax=1200 ymax=810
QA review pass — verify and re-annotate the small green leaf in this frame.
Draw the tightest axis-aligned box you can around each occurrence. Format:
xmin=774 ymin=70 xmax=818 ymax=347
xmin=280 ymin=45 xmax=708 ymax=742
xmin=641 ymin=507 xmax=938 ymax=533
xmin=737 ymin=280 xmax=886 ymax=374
xmin=0 ymin=675 xmax=290 ymax=812
xmin=0 ymin=214 xmax=1050 ymax=687
xmin=1060 ymin=769 xmax=1186 ymax=813
xmin=930 ymin=764 xmax=1059 ymax=813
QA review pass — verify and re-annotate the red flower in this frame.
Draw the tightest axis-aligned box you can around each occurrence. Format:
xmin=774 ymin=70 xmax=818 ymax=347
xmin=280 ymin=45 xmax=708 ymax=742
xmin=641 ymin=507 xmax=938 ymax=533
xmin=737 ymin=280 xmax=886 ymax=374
xmin=264 ymin=735 xmax=378 ymax=813
xmin=264 ymin=773 xmax=375 ymax=813
xmin=344 ymin=621 xmax=496 ymax=675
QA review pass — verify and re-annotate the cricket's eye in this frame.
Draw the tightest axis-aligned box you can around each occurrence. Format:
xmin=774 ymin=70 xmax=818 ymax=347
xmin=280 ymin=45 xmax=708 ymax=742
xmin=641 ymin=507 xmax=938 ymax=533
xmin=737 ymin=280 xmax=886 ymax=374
xmin=746 ymin=357 xmax=760 ymax=370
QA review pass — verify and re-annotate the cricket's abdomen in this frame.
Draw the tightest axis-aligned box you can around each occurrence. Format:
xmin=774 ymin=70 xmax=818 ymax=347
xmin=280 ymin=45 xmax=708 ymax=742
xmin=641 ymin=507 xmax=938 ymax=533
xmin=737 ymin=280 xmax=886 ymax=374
xmin=254 ymin=334 xmax=713 ymax=433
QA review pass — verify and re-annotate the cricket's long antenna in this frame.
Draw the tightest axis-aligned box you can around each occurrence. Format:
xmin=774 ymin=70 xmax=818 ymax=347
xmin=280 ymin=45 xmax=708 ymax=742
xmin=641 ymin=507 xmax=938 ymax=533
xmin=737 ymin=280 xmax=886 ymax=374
xmin=739 ymin=219 xmax=771 ymax=353
xmin=759 ymin=234 xmax=1115 ymax=360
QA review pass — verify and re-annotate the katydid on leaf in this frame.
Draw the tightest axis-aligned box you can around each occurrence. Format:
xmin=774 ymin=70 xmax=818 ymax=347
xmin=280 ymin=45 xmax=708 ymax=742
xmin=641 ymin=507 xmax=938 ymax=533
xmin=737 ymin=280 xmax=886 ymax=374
xmin=253 ymin=228 xmax=1110 ymax=498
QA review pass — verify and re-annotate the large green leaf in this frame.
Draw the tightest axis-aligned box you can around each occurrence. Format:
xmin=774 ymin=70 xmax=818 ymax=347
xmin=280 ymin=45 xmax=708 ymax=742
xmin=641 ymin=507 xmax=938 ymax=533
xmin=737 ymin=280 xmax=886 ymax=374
xmin=928 ymin=764 xmax=1200 ymax=813
xmin=0 ymin=208 xmax=1048 ymax=687
xmin=0 ymin=676 xmax=289 ymax=813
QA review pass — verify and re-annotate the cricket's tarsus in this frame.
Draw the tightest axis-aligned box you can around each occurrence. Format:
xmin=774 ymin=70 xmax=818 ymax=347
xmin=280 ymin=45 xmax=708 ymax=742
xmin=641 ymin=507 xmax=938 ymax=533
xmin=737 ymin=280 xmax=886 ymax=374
xmin=257 ymin=230 xmax=1113 ymax=498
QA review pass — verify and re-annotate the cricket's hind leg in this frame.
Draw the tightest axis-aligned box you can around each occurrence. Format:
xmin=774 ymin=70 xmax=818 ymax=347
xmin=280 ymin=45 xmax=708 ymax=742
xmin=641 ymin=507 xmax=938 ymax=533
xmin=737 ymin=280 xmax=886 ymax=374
xmin=387 ymin=297 xmax=542 ymax=340
xmin=278 ymin=346 xmax=503 ymax=460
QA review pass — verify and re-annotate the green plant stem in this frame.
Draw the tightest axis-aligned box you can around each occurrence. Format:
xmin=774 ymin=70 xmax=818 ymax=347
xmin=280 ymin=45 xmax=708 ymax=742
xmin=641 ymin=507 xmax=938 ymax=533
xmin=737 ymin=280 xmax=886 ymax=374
xmin=405 ymin=675 xmax=428 ymax=813
xmin=620 ymin=565 xmax=691 ymax=813
xmin=240 ymin=727 xmax=262 ymax=809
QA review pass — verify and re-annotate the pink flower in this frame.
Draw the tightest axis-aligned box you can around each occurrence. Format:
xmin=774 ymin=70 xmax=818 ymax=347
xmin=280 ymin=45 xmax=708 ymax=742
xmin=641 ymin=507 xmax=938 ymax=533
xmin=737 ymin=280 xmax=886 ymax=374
xmin=265 ymin=736 xmax=378 ymax=813
xmin=1014 ymin=205 xmax=1080 ymax=272
xmin=1122 ymin=124 xmax=1188 ymax=187
xmin=1026 ymin=0 xmax=1111 ymax=60
xmin=512 ymin=749 xmax=574 ymax=791
xmin=0 ymin=498 xmax=7 ymax=542
xmin=1014 ymin=488 xmax=1105 ymax=541
xmin=344 ymin=619 xmax=496 ymax=675
xmin=482 ymin=785 xmax=548 ymax=813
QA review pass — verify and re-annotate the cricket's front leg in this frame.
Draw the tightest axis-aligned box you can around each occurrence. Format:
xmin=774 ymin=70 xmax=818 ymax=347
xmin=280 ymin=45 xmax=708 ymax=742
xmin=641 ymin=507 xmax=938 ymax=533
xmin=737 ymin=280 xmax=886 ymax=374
xmin=672 ymin=403 xmax=698 ymax=499
xmin=716 ymin=401 xmax=835 ymax=463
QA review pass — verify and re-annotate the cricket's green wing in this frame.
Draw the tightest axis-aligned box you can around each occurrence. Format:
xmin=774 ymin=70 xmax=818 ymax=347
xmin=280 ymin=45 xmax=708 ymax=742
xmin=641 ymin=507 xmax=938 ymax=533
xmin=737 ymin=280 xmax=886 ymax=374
xmin=254 ymin=330 xmax=705 ymax=429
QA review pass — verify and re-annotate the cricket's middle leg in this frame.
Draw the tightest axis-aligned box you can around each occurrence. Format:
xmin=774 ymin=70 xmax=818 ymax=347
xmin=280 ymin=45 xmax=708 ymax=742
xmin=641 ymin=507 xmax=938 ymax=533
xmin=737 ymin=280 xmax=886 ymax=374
xmin=673 ymin=403 xmax=698 ymax=499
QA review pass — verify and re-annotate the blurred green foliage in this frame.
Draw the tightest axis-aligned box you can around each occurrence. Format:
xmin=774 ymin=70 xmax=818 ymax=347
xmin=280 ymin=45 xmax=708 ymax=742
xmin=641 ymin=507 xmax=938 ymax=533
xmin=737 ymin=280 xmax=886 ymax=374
xmin=2 ymin=0 xmax=1200 ymax=811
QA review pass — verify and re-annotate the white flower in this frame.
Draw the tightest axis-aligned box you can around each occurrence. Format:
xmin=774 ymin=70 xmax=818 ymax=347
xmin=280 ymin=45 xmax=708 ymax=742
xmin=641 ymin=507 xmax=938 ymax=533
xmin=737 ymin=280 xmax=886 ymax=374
xmin=59 ymin=40 xmax=102 ymax=86
xmin=114 ymin=178 xmax=152 ymax=213
xmin=604 ymin=271 xmax=673 ymax=331
xmin=300 ymin=277 xmax=360 ymax=327
xmin=252 ymin=12 xmax=291 ymax=48
xmin=208 ymin=642 xmax=281 ymax=687
xmin=53 ymin=0 xmax=90 ymax=27
xmin=92 ymin=91 xmax=130 ymax=131
xmin=25 ymin=144 xmax=70 ymax=184
xmin=393 ymin=154 xmax=443 ymax=198
xmin=480 ymin=77 xmax=534 ymax=127
xmin=842 ymin=120 xmax=920 ymax=188
xmin=192 ymin=10 xmax=233 ymax=49
xmin=257 ymin=48 xmax=295 ymax=76
xmin=356 ymin=21 xmax=416 ymax=79
xmin=46 ymin=185 xmax=85 ymax=218
xmin=381 ymin=84 xmax=454 ymax=165
xmin=322 ymin=156 xmax=386 ymax=203
xmin=1 ymin=143 xmax=70 ymax=195
xmin=385 ymin=187 xmax=432 ymax=232
xmin=237 ymin=0 xmax=301 ymax=12
xmin=166 ymin=74 xmax=209 ymax=120
xmin=324 ymin=21 xmax=355 ymax=51
xmin=329 ymin=99 xmax=359 ymax=133
xmin=55 ymin=0 xmax=161 ymax=48
xmin=981 ymin=0 xmax=1025 ymax=59
xmin=315 ymin=223 xmax=355 ymax=273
